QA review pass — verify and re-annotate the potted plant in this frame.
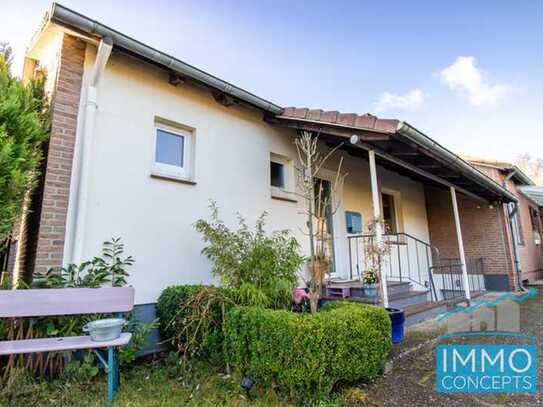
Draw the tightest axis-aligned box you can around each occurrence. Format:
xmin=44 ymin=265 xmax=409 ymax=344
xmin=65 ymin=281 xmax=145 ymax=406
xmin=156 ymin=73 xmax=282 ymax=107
xmin=363 ymin=268 xmax=378 ymax=297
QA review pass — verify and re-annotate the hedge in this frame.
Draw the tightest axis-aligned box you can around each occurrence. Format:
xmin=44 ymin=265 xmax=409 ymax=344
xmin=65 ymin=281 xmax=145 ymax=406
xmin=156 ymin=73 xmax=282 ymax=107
xmin=156 ymin=284 xmax=229 ymax=363
xmin=224 ymin=301 xmax=391 ymax=400
xmin=156 ymin=285 xmax=204 ymax=344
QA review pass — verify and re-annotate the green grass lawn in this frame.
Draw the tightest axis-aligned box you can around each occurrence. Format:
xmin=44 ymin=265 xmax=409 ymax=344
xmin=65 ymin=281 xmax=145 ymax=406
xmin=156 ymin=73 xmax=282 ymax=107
xmin=0 ymin=325 xmax=444 ymax=407
xmin=0 ymin=355 xmax=356 ymax=407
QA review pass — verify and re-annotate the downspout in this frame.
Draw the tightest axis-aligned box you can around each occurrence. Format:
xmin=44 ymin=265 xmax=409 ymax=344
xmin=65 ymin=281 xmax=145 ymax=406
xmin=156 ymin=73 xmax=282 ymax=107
xmin=503 ymin=170 xmax=524 ymax=291
xmin=69 ymin=37 xmax=113 ymax=264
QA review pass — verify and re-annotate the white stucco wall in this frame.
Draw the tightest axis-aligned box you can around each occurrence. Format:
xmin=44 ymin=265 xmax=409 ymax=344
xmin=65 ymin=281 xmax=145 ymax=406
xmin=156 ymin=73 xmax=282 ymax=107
xmin=72 ymin=45 xmax=431 ymax=304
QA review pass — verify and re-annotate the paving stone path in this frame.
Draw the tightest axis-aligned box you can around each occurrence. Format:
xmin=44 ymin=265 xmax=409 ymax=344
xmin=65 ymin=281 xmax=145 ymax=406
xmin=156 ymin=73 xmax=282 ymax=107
xmin=359 ymin=289 xmax=543 ymax=407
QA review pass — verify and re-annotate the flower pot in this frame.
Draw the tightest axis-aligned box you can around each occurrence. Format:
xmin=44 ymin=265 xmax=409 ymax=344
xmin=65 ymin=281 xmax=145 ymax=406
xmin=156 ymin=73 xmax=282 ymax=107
xmin=386 ymin=307 xmax=405 ymax=344
xmin=364 ymin=283 xmax=377 ymax=298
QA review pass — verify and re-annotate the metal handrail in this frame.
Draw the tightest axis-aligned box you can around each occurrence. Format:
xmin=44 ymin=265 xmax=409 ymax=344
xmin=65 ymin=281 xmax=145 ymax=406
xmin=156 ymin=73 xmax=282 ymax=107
xmin=347 ymin=232 xmax=485 ymax=303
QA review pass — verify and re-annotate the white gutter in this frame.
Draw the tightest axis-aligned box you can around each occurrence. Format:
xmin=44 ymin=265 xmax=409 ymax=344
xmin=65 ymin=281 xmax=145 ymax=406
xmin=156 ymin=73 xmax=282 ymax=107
xmin=68 ymin=37 xmax=113 ymax=264
xmin=49 ymin=3 xmax=282 ymax=115
xmin=396 ymin=122 xmax=518 ymax=203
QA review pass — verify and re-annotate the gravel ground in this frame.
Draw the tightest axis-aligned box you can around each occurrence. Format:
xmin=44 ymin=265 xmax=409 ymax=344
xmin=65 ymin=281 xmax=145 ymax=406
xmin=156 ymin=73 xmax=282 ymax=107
xmin=359 ymin=289 xmax=543 ymax=407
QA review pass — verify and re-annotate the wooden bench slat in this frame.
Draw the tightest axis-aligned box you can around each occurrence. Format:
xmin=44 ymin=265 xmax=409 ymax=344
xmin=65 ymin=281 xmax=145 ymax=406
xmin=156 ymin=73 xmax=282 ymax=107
xmin=0 ymin=333 xmax=132 ymax=356
xmin=0 ymin=287 xmax=135 ymax=317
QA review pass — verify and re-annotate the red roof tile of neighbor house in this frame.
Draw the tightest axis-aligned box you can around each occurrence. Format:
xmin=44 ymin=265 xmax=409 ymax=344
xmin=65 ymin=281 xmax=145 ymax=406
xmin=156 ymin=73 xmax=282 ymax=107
xmin=278 ymin=107 xmax=400 ymax=134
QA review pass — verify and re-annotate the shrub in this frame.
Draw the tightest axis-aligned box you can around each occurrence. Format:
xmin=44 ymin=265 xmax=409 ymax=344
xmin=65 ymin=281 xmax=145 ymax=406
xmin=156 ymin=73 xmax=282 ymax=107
xmin=224 ymin=302 xmax=391 ymax=401
xmin=156 ymin=285 xmax=205 ymax=344
xmin=156 ymin=285 xmax=232 ymax=364
xmin=194 ymin=202 xmax=304 ymax=309
xmin=2 ymin=239 xmax=152 ymax=381
xmin=0 ymin=47 xmax=49 ymax=243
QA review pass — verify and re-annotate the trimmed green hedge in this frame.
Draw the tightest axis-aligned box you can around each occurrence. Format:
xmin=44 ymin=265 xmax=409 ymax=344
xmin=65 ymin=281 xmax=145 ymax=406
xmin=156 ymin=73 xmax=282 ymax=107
xmin=224 ymin=302 xmax=391 ymax=399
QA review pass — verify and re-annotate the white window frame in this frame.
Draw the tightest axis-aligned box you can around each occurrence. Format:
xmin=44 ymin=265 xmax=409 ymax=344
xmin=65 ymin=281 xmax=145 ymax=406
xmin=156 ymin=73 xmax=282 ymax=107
xmin=151 ymin=119 xmax=195 ymax=183
xmin=270 ymin=153 xmax=296 ymax=202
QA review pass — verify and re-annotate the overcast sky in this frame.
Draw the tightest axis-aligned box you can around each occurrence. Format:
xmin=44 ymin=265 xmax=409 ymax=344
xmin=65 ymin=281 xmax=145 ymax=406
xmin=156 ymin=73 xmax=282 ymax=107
xmin=2 ymin=0 xmax=542 ymax=162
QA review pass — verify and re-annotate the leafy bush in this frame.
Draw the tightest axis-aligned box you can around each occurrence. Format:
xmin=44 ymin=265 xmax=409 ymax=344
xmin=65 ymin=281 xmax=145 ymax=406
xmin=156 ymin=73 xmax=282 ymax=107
xmin=2 ymin=239 xmax=151 ymax=381
xmin=63 ymin=352 xmax=99 ymax=384
xmin=194 ymin=202 xmax=304 ymax=309
xmin=224 ymin=302 xmax=391 ymax=401
xmin=0 ymin=318 xmax=6 ymax=340
xmin=157 ymin=285 xmax=232 ymax=364
xmin=119 ymin=315 xmax=159 ymax=366
xmin=28 ymin=238 xmax=136 ymax=345
xmin=32 ymin=237 xmax=134 ymax=288
xmin=156 ymin=285 xmax=205 ymax=344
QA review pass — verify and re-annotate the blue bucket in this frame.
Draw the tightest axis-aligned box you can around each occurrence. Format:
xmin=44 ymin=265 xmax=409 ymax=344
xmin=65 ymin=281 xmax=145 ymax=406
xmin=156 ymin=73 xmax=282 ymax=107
xmin=386 ymin=307 xmax=405 ymax=344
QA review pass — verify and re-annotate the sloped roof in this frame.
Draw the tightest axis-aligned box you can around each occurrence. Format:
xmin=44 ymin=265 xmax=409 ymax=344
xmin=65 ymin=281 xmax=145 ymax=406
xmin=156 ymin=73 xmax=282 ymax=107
xmin=465 ymin=157 xmax=535 ymax=186
xmin=42 ymin=3 xmax=282 ymax=115
xmin=519 ymin=186 xmax=543 ymax=207
xmin=37 ymin=4 xmax=517 ymax=204
xmin=279 ymin=108 xmax=399 ymax=134
xmin=270 ymin=109 xmax=517 ymax=203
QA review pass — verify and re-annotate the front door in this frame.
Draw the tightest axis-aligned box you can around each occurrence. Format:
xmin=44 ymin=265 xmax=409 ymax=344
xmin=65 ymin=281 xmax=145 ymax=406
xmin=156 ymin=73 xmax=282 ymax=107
xmin=315 ymin=179 xmax=336 ymax=275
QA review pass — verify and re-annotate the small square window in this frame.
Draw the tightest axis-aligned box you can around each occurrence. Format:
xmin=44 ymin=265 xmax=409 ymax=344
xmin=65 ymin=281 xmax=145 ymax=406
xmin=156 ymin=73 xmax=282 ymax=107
xmin=270 ymin=153 xmax=296 ymax=202
xmin=270 ymin=161 xmax=285 ymax=188
xmin=156 ymin=129 xmax=184 ymax=167
xmin=152 ymin=120 xmax=195 ymax=183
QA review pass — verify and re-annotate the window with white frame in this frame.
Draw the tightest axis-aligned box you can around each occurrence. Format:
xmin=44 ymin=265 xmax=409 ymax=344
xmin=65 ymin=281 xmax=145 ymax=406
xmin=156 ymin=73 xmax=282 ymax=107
xmin=270 ymin=153 xmax=295 ymax=201
xmin=152 ymin=120 xmax=194 ymax=181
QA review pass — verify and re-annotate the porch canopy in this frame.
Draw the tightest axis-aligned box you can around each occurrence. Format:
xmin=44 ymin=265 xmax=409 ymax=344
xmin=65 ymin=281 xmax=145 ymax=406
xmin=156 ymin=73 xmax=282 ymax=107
xmin=266 ymin=108 xmax=517 ymax=204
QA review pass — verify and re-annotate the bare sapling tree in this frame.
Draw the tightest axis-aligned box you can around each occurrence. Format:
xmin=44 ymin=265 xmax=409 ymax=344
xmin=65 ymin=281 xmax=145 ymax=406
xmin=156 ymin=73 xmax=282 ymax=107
xmin=294 ymin=130 xmax=347 ymax=314
xmin=364 ymin=216 xmax=392 ymax=305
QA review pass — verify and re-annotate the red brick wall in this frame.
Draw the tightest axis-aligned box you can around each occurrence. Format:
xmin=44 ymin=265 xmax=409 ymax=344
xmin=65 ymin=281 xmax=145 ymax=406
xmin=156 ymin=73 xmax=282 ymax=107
xmin=469 ymin=162 xmax=543 ymax=282
xmin=425 ymin=186 xmax=517 ymax=290
xmin=514 ymin=185 xmax=543 ymax=281
xmin=33 ymin=34 xmax=86 ymax=275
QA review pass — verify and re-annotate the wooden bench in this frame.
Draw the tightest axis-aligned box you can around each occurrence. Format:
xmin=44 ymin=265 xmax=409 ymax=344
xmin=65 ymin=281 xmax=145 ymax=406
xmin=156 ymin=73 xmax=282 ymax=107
xmin=0 ymin=287 xmax=135 ymax=404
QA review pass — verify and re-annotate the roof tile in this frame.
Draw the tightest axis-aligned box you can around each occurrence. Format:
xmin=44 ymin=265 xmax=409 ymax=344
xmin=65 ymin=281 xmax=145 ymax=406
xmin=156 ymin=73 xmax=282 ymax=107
xmin=278 ymin=108 xmax=398 ymax=133
xmin=321 ymin=110 xmax=339 ymax=123
xmin=292 ymin=108 xmax=309 ymax=118
xmin=307 ymin=109 xmax=323 ymax=121
xmin=337 ymin=113 xmax=357 ymax=127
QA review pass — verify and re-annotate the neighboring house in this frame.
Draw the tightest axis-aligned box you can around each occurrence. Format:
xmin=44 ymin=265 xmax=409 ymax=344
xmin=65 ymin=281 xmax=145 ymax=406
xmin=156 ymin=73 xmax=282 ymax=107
xmin=465 ymin=158 xmax=543 ymax=283
xmin=8 ymin=4 xmax=528 ymax=326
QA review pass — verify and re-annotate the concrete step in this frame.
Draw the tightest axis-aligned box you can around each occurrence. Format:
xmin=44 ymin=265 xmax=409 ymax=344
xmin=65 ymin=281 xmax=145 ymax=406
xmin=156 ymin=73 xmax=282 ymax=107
xmin=386 ymin=281 xmax=413 ymax=295
xmin=389 ymin=290 xmax=430 ymax=309
xmin=404 ymin=301 xmax=448 ymax=326
xmin=346 ymin=289 xmax=430 ymax=309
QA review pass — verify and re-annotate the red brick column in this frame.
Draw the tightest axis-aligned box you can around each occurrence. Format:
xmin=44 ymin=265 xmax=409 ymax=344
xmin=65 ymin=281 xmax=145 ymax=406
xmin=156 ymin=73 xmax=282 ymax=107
xmin=425 ymin=186 xmax=517 ymax=290
xmin=33 ymin=34 xmax=86 ymax=275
